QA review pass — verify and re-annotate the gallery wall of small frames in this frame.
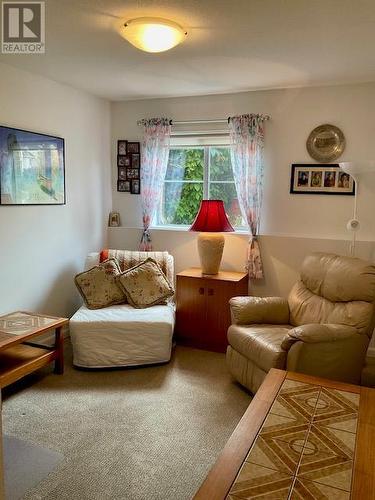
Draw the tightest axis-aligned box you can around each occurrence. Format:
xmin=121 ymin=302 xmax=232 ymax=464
xmin=117 ymin=140 xmax=141 ymax=194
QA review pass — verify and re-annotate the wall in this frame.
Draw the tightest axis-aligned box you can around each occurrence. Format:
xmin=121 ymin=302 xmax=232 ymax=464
xmin=0 ymin=63 xmax=111 ymax=317
xmin=108 ymin=229 xmax=375 ymax=297
xmin=110 ymin=83 xmax=375 ymax=297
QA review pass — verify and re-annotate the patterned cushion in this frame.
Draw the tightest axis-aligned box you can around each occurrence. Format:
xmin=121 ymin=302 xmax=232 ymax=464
xmin=75 ymin=259 xmax=126 ymax=309
xmin=100 ymin=249 xmax=174 ymax=288
xmin=117 ymin=258 xmax=174 ymax=309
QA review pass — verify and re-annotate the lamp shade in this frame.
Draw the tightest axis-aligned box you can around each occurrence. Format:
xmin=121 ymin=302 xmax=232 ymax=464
xmin=190 ymin=200 xmax=234 ymax=232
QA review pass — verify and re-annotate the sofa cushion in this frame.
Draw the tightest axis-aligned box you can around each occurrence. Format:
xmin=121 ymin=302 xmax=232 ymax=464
xmin=117 ymin=258 xmax=174 ymax=308
xmin=75 ymin=259 xmax=126 ymax=309
xmin=227 ymin=324 xmax=293 ymax=372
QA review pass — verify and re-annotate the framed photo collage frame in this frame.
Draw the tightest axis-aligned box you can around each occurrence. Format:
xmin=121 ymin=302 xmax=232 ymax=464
xmin=117 ymin=140 xmax=141 ymax=194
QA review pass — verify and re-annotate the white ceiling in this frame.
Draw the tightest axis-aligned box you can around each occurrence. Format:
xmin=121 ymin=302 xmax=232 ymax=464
xmin=1 ymin=0 xmax=375 ymax=101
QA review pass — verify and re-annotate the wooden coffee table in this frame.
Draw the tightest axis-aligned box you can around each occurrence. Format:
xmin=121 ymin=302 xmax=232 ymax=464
xmin=0 ymin=311 xmax=68 ymax=388
xmin=194 ymin=369 xmax=375 ymax=499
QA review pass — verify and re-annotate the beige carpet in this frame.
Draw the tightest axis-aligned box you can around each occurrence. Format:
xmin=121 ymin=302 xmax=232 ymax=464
xmin=3 ymin=343 xmax=251 ymax=500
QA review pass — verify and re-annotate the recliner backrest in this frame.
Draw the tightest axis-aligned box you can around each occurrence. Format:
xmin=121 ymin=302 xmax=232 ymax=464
xmin=288 ymin=252 xmax=375 ymax=337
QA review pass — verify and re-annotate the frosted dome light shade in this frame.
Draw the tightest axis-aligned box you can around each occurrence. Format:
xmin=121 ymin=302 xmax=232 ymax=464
xmin=121 ymin=18 xmax=187 ymax=53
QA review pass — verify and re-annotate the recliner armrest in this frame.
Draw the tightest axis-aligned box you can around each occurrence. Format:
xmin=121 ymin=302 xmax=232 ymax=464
xmin=281 ymin=323 xmax=359 ymax=350
xmin=229 ymin=296 xmax=290 ymax=325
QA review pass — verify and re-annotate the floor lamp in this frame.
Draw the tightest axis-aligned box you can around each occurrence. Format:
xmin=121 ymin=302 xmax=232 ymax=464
xmin=339 ymin=161 xmax=375 ymax=256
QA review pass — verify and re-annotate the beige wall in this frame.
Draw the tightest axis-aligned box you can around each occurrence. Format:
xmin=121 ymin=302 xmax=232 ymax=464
xmin=0 ymin=63 xmax=111 ymax=317
xmin=109 ymin=82 xmax=375 ymax=288
xmin=111 ymin=83 xmax=375 ymax=241
xmin=108 ymin=228 xmax=375 ymax=297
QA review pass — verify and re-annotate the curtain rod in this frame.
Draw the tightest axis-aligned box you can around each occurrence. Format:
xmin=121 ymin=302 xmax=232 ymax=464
xmin=169 ymin=115 xmax=270 ymax=126
xmin=170 ymin=119 xmax=228 ymax=125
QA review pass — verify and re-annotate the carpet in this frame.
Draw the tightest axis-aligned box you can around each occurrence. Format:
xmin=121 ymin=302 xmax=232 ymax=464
xmin=2 ymin=343 xmax=250 ymax=500
xmin=4 ymin=435 xmax=63 ymax=500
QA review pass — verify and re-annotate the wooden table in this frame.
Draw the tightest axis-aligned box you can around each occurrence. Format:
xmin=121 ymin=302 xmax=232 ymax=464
xmin=194 ymin=369 xmax=375 ymax=499
xmin=175 ymin=268 xmax=248 ymax=353
xmin=0 ymin=311 xmax=68 ymax=388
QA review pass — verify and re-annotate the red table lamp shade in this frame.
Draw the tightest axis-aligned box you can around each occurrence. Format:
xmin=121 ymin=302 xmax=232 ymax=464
xmin=190 ymin=200 xmax=234 ymax=232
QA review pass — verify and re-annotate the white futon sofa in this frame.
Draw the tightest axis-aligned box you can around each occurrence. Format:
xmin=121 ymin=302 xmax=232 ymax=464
xmin=70 ymin=250 xmax=175 ymax=368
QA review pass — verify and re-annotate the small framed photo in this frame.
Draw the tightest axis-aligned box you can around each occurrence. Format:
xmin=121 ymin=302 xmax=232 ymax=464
xmin=126 ymin=168 xmax=139 ymax=180
xmin=290 ymin=164 xmax=355 ymax=195
xmin=131 ymin=153 xmax=140 ymax=169
xmin=117 ymin=180 xmax=130 ymax=192
xmin=127 ymin=141 xmax=140 ymax=154
xmin=118 ymin=155 xmax=131 ymax=167
xmin=131 ymin=179 xmax=140 ymax=194
xmin=118 ymin=140 xmax=127 ymax=155
xmin=118 ymin=166 xmax=127 ymax=180
xmin=108 ymin=211 xmax=121 ymax=227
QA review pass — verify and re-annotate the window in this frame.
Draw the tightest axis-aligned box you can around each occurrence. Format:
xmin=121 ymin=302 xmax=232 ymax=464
xmin=157 ymin=143 xmax=244 ymax=229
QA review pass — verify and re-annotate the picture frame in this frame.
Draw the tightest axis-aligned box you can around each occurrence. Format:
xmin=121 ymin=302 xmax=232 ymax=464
xmin=131 ymin=153 xmax=140 ymax=169
xmin=127 ymin=141 xmax=140 ymax=154
xmin=117 ymin=140 xmax=127 ymax=156
xmin=0 ymin=125 xmax=65 ymax=206
xmin=131 ymin=179 xmax=140 ymax=195
xmin=117 ymin=155 xmax=131 ymax=167
xmin=118 ymin=166 xmax=127 ymax=180
xmin=108 ymin=211 xmax=121 ymax=227
xmin=117 ymin=180 xmax=130 ymax=192
xmin=290 ymin=164 xmax=355 ymax=195
xmin=126 ymin=168 xmax=139 ymax=180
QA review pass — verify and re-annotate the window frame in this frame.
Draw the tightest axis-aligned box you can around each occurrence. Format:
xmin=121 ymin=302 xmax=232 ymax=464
xmin=153 ymin=137 xmax=246 ymax=231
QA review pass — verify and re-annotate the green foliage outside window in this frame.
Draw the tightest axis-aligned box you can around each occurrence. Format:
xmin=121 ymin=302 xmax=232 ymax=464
xmin=163 ymin=149 xmax=204 ymax=225
xmin=161 ymin=147 xmax=243 ymax=227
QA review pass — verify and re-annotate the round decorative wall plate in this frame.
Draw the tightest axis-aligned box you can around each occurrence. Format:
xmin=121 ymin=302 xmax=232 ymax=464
xmin=306 ymin=124 xmax=345 ymax=162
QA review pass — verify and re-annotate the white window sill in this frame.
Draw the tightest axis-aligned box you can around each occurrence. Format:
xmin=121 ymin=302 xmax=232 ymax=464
xmin=151 ymin=225 xmax=248 ymax=234
xmin=108 ymin=225 xmax=248 ymax=234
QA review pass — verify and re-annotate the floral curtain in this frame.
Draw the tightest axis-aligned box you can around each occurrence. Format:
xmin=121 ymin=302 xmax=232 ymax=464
xmin=228 ymin=114 xmax=269 ymax=279
xmin=137 ymin=117 xmax=171 ymax=250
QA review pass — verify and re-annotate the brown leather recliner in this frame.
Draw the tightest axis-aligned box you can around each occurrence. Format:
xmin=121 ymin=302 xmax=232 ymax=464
xmin=226 ymin=252 xmax=375 ymax=393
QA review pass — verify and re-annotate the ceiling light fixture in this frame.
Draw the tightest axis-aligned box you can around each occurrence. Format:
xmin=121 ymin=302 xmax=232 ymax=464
xmin=121 ymin=17 xmax=187 ymax=53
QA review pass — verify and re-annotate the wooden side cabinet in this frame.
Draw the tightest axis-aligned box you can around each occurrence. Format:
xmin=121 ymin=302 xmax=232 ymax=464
xmin=175 ymin=268 xmax=248 ymax=353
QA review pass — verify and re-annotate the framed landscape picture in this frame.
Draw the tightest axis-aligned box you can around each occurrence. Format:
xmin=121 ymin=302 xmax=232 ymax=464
xmin=0 ymin=126 xmax=65 ymax=205
xmin=290 ymin=164 xmax=355 ymax=195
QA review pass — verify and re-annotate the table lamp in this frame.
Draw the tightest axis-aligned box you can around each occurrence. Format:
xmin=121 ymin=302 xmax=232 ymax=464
xmin=189 ymin=200 xmax=234 ymax=275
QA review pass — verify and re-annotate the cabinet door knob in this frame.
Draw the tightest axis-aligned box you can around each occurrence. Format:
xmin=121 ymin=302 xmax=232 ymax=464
xmin=208 ymin=288 xmax=214 ymax=296
xmin=199 ymin=287 xmax=205 ymax=295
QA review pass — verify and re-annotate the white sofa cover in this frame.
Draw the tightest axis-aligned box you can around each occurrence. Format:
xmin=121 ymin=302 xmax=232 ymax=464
xmin=69 ymin=251 xmax=175 ymax=368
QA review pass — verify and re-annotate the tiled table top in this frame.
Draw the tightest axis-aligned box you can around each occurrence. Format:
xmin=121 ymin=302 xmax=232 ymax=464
xmin=227 ymin=378 xmax=359 ymax=500
xmin=0 ymin=312 xmax=58 ymax=335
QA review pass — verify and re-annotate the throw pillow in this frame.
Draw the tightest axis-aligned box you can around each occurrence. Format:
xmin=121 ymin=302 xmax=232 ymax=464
xmin=117 ymin=257 xmax=174 ymax=308
xmin=75 ymin=258 xmax=126 ymax=309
